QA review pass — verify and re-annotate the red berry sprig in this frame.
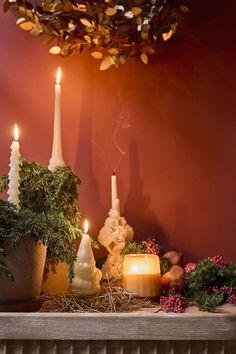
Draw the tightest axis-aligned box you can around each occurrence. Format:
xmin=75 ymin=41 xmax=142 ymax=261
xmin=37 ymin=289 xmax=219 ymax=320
xmin=160 ymin=294 xmax=187 ymax=313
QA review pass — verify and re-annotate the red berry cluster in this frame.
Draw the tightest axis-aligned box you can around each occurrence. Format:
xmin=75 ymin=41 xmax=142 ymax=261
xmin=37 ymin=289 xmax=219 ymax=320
xmin=227 ymin=294 xmax=236 ymax=305
xmin=142 ymin=238 xmax=159 ymax=255
xmin=211 ymin=255 xmax=228 ymax=269
xmin=160 ymin=294 xmax=187 ymax=313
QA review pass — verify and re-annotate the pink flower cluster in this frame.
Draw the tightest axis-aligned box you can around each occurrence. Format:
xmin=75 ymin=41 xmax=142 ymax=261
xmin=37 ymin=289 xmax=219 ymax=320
xmin=184 ymin=262 xmax=197 ymax=273
xmin=142 ymin=238 xmax=159 ymax=255
xmin=160 ymin=295 xmax=187 ymax=313
xmin=212 ymin=285 xmax=236 ymax=304
xmin=211 ymin=255 xmax=228 ymax=269
xmin=213 ymin=285 xmax=233 ymax=296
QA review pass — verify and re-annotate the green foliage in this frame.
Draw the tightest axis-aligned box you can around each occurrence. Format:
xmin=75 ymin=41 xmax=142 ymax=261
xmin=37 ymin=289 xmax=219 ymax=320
xmin=184 ymin=257 xmax=236 ymax=311
xmin=0 ymin=160 xmax=85 ymax=280
xmin=0 ymin=176 xmax=8 ymax=193
xmin=121 ymin=241 xmax=147 ymax=256
xmin=19 ymin=160 xmax=80 ymax=226
xmin=3 ymin=0 xmax=189 ymax=69
xmin=160 ymin=257 xmax=170 ymax=276
xmin=185 ymin=290 xmax=224 ymax=312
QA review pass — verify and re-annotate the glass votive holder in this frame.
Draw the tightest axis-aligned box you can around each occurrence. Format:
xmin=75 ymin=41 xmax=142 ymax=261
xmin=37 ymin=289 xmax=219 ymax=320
xmin=123 ymin=254 xmax=161 ymax=297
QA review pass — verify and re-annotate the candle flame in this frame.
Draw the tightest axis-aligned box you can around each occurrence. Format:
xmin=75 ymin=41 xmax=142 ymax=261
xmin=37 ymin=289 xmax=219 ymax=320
xmin=56 ymin=67 xmax=61 ymax=85
xmin=14 ymin=123 xmax=19 ymax=141
xmin=84 ymin=219 xmax=89 ymax=234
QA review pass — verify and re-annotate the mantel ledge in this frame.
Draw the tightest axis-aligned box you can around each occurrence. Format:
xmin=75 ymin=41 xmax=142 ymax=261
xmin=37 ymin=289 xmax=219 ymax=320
xmin=0 ymin=304 xmax=235 ymax=341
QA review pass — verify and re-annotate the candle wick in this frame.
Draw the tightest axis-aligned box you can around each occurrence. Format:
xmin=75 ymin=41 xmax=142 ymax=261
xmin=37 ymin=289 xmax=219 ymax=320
xmin=112 ymin=171 xmax=116 ymax=176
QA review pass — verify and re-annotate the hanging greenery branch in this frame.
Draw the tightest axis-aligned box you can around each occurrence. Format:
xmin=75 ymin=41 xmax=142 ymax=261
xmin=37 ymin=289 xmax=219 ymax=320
xmin=3 ymin=0 xmax=189 ymax=70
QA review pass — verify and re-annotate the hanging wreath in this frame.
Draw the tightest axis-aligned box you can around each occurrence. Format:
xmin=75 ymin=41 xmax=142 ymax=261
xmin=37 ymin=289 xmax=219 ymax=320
xmin=3 ymin=0 xmax=189 ymax=70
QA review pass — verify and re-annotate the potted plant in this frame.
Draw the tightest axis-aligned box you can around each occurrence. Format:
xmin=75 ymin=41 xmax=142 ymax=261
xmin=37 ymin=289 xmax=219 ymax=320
xmin=0 ymin=159 xmax=88 ymax=304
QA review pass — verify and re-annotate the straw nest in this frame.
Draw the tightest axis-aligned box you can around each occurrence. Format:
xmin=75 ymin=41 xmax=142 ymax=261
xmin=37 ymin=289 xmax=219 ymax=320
xmin=40 ymin=281 xmax=157 ymax=313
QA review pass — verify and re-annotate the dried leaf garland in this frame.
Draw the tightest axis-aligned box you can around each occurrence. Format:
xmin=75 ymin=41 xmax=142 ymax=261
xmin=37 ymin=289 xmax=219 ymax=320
xmin=4 ymin=0 xmax=189 ymax=70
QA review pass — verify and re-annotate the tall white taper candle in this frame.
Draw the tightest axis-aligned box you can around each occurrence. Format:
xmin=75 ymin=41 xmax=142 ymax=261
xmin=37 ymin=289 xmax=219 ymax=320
xmin=7 ymin=124 xmax=21 ymax=210
xmin=48 ymin=67 xmax=65 ymax=171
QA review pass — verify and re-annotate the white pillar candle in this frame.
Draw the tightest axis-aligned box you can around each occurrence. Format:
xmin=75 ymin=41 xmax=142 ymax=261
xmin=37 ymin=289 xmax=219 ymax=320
xmin=123 ymin=254 xmax=161 ymax=297
xmin=111 ymin=172 xmax=120 ymax=211
xmin=7 ymin=124 xmax=21 ymax=211
xmin=48 ymin=67 xmax=65 ymax=171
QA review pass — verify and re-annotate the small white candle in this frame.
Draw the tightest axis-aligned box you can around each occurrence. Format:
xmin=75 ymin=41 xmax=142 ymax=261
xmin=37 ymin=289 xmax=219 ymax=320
xmin=70 ymin=219 xmax=102 ymax=296
xmin=7 ymin=124 xmax=21 ymax=210
xmin=111 ymin=172 xmax=120 ymax=211
xmin=48 ymin=67 xmax=65 ymax=171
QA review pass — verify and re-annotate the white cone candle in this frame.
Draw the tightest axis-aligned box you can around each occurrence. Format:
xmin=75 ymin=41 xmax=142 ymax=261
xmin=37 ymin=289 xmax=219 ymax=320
xmin=71 ymin=219 xmax=102 ymax=296
xmin=48 ymin=67 xmax=65 ymax=171
xmin=7 ymin=124 xmax=21 ymax=210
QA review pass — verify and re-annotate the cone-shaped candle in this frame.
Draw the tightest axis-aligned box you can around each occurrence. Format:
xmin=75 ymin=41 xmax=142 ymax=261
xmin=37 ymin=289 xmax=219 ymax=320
xmin=7 ymin=124 xmax=21 ymax=210
xmin=71 ymin=219 xmax=102 ymax=296
xmin=48 ymin=67 xmax=65 ymax=171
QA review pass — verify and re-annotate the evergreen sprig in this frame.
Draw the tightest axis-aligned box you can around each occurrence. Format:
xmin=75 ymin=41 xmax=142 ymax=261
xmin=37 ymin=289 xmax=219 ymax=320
xmin=0 ymin=159 xmax=88 ymax=281
xmin=184 ymin=257 xmax=236 ymax=311
xmin=121 ymin=241 xmax=147 ymax=256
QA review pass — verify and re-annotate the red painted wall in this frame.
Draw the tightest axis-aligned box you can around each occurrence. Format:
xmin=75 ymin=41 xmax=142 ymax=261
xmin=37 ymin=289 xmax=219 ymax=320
xmin=0 ymin=0 xmax=236 ymax=263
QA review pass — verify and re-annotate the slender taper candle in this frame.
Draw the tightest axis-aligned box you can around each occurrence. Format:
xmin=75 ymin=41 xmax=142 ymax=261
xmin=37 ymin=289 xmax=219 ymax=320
xmin=48 ymin=67 xmax=65 ymax=171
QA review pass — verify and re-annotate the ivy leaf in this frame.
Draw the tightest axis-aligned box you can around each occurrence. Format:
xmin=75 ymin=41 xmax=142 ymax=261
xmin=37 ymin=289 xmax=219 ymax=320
xmin=80 ymin=18 xmax=94 ymax=27
xmin=73 ymin=4 xmax=87 ymax=12
xmin=3 ymin=0 xmax=10 ymax=13
xmin=16 ymin=17 xmax=34 ymax=31
xmin=141 ymin=31 xmax=148 ymax=40
xmin=100 ymin=55 xmax=114 ymax=70
xmin=49 ymin=45 xmax=61 ymax=55
xmin=140 ymin=52 xmax=148 ymax=64
xmin=30 ymin=27 xmax=42 ymax=36
xmin=84 ymin=35 xmax=91 ymax=44
xmin=105 ymin=7 xmax=117 ymax=16
xmin=131 ymin=7 xmax=142 ymax=16
xmin=108 ymin=48 xmax=119 ymax=56
xmin=162 ymin=29 xmax=173 ymax=41
xmin=91 ymin=51 xmax=103 ymax=59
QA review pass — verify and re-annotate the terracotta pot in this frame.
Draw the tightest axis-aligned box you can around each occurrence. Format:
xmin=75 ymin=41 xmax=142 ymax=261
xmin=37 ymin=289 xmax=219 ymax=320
xmin=0 ymin=238 xmax=47 ymax=304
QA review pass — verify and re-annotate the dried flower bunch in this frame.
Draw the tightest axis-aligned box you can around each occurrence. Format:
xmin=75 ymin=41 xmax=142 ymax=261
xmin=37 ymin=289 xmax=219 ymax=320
xmin=3 ymin=0 xmax=188 ymax=70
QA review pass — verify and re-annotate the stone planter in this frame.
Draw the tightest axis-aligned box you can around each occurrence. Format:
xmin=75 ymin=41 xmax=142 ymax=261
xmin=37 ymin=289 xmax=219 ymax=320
xmin=0 ymin=238 xmax=47 ymax=304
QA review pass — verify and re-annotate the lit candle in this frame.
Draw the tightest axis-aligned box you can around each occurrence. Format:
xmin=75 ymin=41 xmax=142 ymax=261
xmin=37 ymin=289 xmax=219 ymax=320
xmin=123 ymin=254 xmax=161 ymax=297
xmin=48 ymin=67 xmax=65 ymax=171
xmin=7 ymin=123 xmax=21 ymax=210
xmin=70 ymin=219 xmax=102 ymax=296
xmin=111 ymin=172 xmax=120 ymax=212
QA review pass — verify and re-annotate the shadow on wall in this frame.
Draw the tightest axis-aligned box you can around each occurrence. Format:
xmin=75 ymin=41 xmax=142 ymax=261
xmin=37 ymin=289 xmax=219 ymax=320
xmin=74 ymin=84 xmax=104 ymax=233
xmin=124 ymin=136 xmax=170 ymax=246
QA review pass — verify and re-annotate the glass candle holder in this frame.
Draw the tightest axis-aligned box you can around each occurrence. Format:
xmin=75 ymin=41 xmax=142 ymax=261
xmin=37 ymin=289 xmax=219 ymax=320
xmin=123 ymin=254 xmax=161 ymax=297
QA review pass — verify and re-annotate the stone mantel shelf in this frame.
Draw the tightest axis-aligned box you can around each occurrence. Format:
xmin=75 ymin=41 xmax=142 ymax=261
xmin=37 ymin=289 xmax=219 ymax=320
xmin=0 ymin=304 xmax=236 ymax=341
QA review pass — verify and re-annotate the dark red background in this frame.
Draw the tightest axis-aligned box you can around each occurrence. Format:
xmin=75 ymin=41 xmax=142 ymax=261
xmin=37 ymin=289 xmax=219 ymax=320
xmin=0 ymin=0 xmax=236 ymax=263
